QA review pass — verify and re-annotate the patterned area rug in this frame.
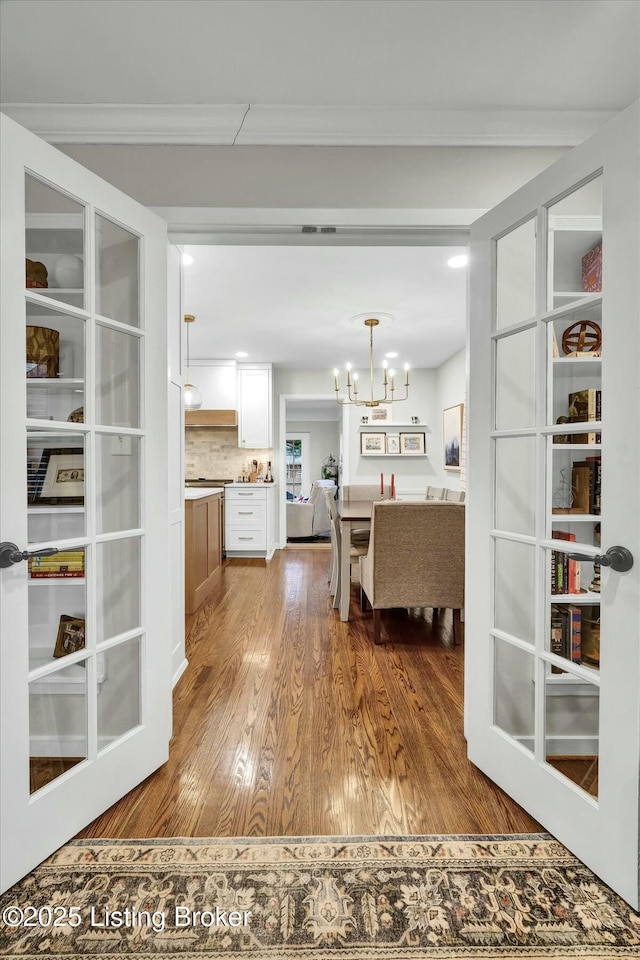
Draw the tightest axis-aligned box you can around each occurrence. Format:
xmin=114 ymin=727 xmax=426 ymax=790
xmin=1 ymin=835 xmax=639 ymax=958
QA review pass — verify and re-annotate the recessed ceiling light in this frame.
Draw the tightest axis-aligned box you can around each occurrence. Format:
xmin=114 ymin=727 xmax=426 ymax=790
xmin=235 ymin=351 xmax=248 ymax=358
xmin=385 ymin=351 xmax=398 ymax=359
xmin=181 ymin=253 xmax=194 ymax=266
xmin=448 ymin=254 xmax=468 ymax=268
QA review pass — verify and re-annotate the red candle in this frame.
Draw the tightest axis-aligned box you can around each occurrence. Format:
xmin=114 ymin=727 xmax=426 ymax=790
xmin=391 ymin=474 xmax=395 ymax=499
xmin=380 ymin=472 xmax=384 ymax=495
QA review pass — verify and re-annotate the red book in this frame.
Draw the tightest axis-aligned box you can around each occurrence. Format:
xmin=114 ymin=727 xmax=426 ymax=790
xmin=552 ymin=531 xmax=579 ymax=593
xmin=582 ymin=242 xmax=602 ymax=292
xmin=30 ymin=571 xmax=85 ymax=578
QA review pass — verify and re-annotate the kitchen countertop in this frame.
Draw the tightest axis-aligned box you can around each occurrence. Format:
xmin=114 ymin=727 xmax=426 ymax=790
xmin=184 ymin=487 xmax=224 ymax=500
xmin=225 ymin=482 xmax=277 ymax=488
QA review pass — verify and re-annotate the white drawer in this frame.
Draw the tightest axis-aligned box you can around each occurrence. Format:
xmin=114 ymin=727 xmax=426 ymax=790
xmin=226 ymin=486 xmax=267 ymax=502
xmin=226 ymin=527 xmax=266 ymax=550
xmin=227 ymin=501 xmax=266 ymax=524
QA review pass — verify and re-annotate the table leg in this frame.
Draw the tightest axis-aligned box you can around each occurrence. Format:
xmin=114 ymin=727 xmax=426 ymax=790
xmin=339 ymin=519 xmax=352 ymax=621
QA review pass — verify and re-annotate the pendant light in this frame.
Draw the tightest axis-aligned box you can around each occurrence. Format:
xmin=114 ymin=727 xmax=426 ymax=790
xmin=183 ymin=314 xmax=203 ymax=411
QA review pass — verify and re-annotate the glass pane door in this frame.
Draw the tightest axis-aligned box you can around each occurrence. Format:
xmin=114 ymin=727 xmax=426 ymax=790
xmin=467 ymin=103 xmax=640 ymax=909
xmin=1 ymin=113 xmax=169 ymax=894
xmin=25 ymin=178 xmax=144 ymax=794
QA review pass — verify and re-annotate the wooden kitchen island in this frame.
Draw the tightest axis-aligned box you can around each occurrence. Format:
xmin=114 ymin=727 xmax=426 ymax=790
xmin=185 ymin=487 xmax=224 ymax=614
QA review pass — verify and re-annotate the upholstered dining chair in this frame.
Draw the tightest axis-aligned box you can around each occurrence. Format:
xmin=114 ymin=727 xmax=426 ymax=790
xmin=324 ymin=488 xmax=368 ymax=608
xmin=425 ymin=486 xmax=446 ymax=500
xmin=342 ymin=483 xmax=391 ymax=502
xmin=359 ymin=501 xmax=465 ymax=644
xmin=443 ymin=488 xmax=466 ymax=502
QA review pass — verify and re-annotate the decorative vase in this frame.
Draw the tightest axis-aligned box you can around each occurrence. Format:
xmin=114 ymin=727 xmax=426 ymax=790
xmin=53 ymin=255 xmax=83 ymax=289
xmin=26 ymin=325 xmax=59 ymax=378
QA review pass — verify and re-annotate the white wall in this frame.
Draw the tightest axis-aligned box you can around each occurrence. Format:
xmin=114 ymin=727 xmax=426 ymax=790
xmin=168 ymin=244 xmax=186 ymax=687
xmin=58 ymin=145 xmax=566 ymax=211
xmin=286 ymin=419 xmax=340 ymax=491
xmin=434 ymin=348 xmax=467 ymax=491
xmin=274 ymin=365 xmax=458 ymax=503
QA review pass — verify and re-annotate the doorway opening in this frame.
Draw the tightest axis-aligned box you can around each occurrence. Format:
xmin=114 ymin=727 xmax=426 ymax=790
xmin=75 ymin=220 xmax=539 ymax=841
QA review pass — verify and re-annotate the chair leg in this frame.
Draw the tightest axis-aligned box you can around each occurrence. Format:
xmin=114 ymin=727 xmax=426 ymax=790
xmin=373 ymin=609 xmax=383 ymax=644
xmin=329 ymin=552 xmax=338 ymax=597
xmin=360 ymin=587 xmax=371 ymax=611
xmin=453 ymin=608 xmax=463 ymax=645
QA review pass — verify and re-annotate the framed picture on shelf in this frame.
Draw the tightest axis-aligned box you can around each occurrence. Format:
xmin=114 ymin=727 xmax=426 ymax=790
xmin=37 ymin=449 xmax=84 ymax=504
xmin=370 ymin=404 xmax=392 ymax=424
xmin=27 ymin=447 xmax=51 ymax=503
xmin=53 ymin=615 xmax=86 ymax=659
xmin=443 ymin=403 xmax=463 ymax=471
xmin=386 ymin=433 xmax=401 ymax=455
xmin=360 ymin=433 xmax=386 ymax=456
xmin=399 ymin=432 xmax=425 ymax=455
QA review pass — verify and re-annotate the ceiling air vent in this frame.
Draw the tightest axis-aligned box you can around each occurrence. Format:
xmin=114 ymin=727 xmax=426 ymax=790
xmin=320 ymin=226 xmax=337 ymax=233
xmin=301 ymin=225 xmax=318 ymax=233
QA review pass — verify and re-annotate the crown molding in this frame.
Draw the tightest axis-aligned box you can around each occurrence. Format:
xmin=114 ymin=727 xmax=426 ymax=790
xmin=0 ymin=103 xmax=615 ymax=146
xmin=235 ymin=106 xmax=615 ymax=147
xmin=0 ymin=104 xmax=248 ymax=144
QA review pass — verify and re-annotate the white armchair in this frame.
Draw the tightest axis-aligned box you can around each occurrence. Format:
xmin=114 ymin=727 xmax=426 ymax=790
xmin=287 ymin=479 xmax=336 ymax=539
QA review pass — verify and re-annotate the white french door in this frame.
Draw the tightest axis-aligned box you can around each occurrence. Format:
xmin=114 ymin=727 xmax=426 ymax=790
xmin=466 ymin=102 xmax=640 ymax=907
xmin=0 ymin=115 xmax=172 ymax=892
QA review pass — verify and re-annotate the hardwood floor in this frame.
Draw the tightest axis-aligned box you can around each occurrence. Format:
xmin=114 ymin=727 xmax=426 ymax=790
xmin=78 ymin=549 xmax=540 ymax=839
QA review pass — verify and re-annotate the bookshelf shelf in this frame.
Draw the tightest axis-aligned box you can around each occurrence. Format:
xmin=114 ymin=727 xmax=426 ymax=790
xmin=549 ymin=591 xmax=600 ymax=604
xmin=28 ymin=578 xmax=85 ymax=587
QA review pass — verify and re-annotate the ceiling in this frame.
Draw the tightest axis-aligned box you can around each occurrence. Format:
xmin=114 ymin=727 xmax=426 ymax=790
xmin=182 ymin=244 xmax=467 ymax=370
xmin=1 ymin=1 xmax=638 ymax=144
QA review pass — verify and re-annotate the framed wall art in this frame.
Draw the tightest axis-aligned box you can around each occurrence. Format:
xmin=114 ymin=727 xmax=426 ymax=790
xmin=399 ymin=432 xmax=425 ymax=455
xmin=360 ymin=433 xmax=386 ymax=456
xmin=386 ymin=433 xmax=400 ymax=455
xmin=443 ymin=403 xmax=463 ymax=471
xmin=369 ymin=403 xmax=393 ymax=424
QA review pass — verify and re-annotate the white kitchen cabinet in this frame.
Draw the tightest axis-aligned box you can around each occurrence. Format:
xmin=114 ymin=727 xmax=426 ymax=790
xmin=189 ymin=360 xmax=237 ymax=409
xmin=225 ymin=484 xmax=277 ymax=558
xmin=237 ymin=364 xmax=272 ymax=448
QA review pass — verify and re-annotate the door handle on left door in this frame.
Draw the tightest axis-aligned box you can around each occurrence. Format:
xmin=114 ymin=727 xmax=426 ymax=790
xmin=568 ymin=545 xmax=634 ymax=573
xmin=0 ymin=542 xmax=59 ymax=568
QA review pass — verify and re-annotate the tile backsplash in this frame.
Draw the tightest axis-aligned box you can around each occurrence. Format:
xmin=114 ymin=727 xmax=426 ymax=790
xmin=185 ymin=427 xmax=274 ymax=481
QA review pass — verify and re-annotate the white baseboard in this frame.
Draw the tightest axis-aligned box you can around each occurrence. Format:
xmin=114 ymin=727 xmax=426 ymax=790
xmin=172 ymin=657 xmax=189 ymax=688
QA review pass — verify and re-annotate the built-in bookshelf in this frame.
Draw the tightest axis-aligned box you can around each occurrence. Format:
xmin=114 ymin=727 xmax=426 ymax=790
xmin=545 ymin=219 xmax=602 ymax=690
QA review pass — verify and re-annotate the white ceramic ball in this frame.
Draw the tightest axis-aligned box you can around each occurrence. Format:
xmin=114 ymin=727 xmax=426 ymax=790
xmin=53 ymin=255 xmax=83 ymax=289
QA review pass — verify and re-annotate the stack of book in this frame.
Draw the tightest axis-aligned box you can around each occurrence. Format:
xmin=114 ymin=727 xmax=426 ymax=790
xmin=551 ymin=531 xmax=580 ymax=595
xmin=550 ymin=603 xmax=600 ymax=673
xmin=571 ymin=457 xmax=601 ymax=515
xmin=29 ymin=551 xmax=84 ymax=578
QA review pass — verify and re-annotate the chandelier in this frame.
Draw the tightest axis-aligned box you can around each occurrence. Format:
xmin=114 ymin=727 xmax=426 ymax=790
xmin=334 ymin=318 xmax=409 ymax=407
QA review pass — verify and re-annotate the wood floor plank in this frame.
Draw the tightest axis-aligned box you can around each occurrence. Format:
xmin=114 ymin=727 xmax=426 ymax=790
xmin=78 ymin=549 xmax=541 ymax=839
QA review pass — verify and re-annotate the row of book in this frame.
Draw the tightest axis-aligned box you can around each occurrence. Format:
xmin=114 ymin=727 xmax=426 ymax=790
xmin=551 ymin=531 xmax=580 ymax=595
xmin=572 ymin=457 xmax=601 ymax=516
xmin=550 ymin=603 xmax=600 ymax=673
xmin=566 ymin=388 xmax=601 ymax=444
xmin=29 ymin=551 xmax=84 ymax=579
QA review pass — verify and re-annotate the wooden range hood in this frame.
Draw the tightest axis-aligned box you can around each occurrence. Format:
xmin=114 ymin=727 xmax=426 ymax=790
xmin=185 ymin=409 xmax=237 ymax=427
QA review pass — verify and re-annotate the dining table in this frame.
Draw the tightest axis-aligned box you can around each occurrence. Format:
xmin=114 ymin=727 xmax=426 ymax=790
xmin=336 ymin=499 xmax=374 ymax=621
